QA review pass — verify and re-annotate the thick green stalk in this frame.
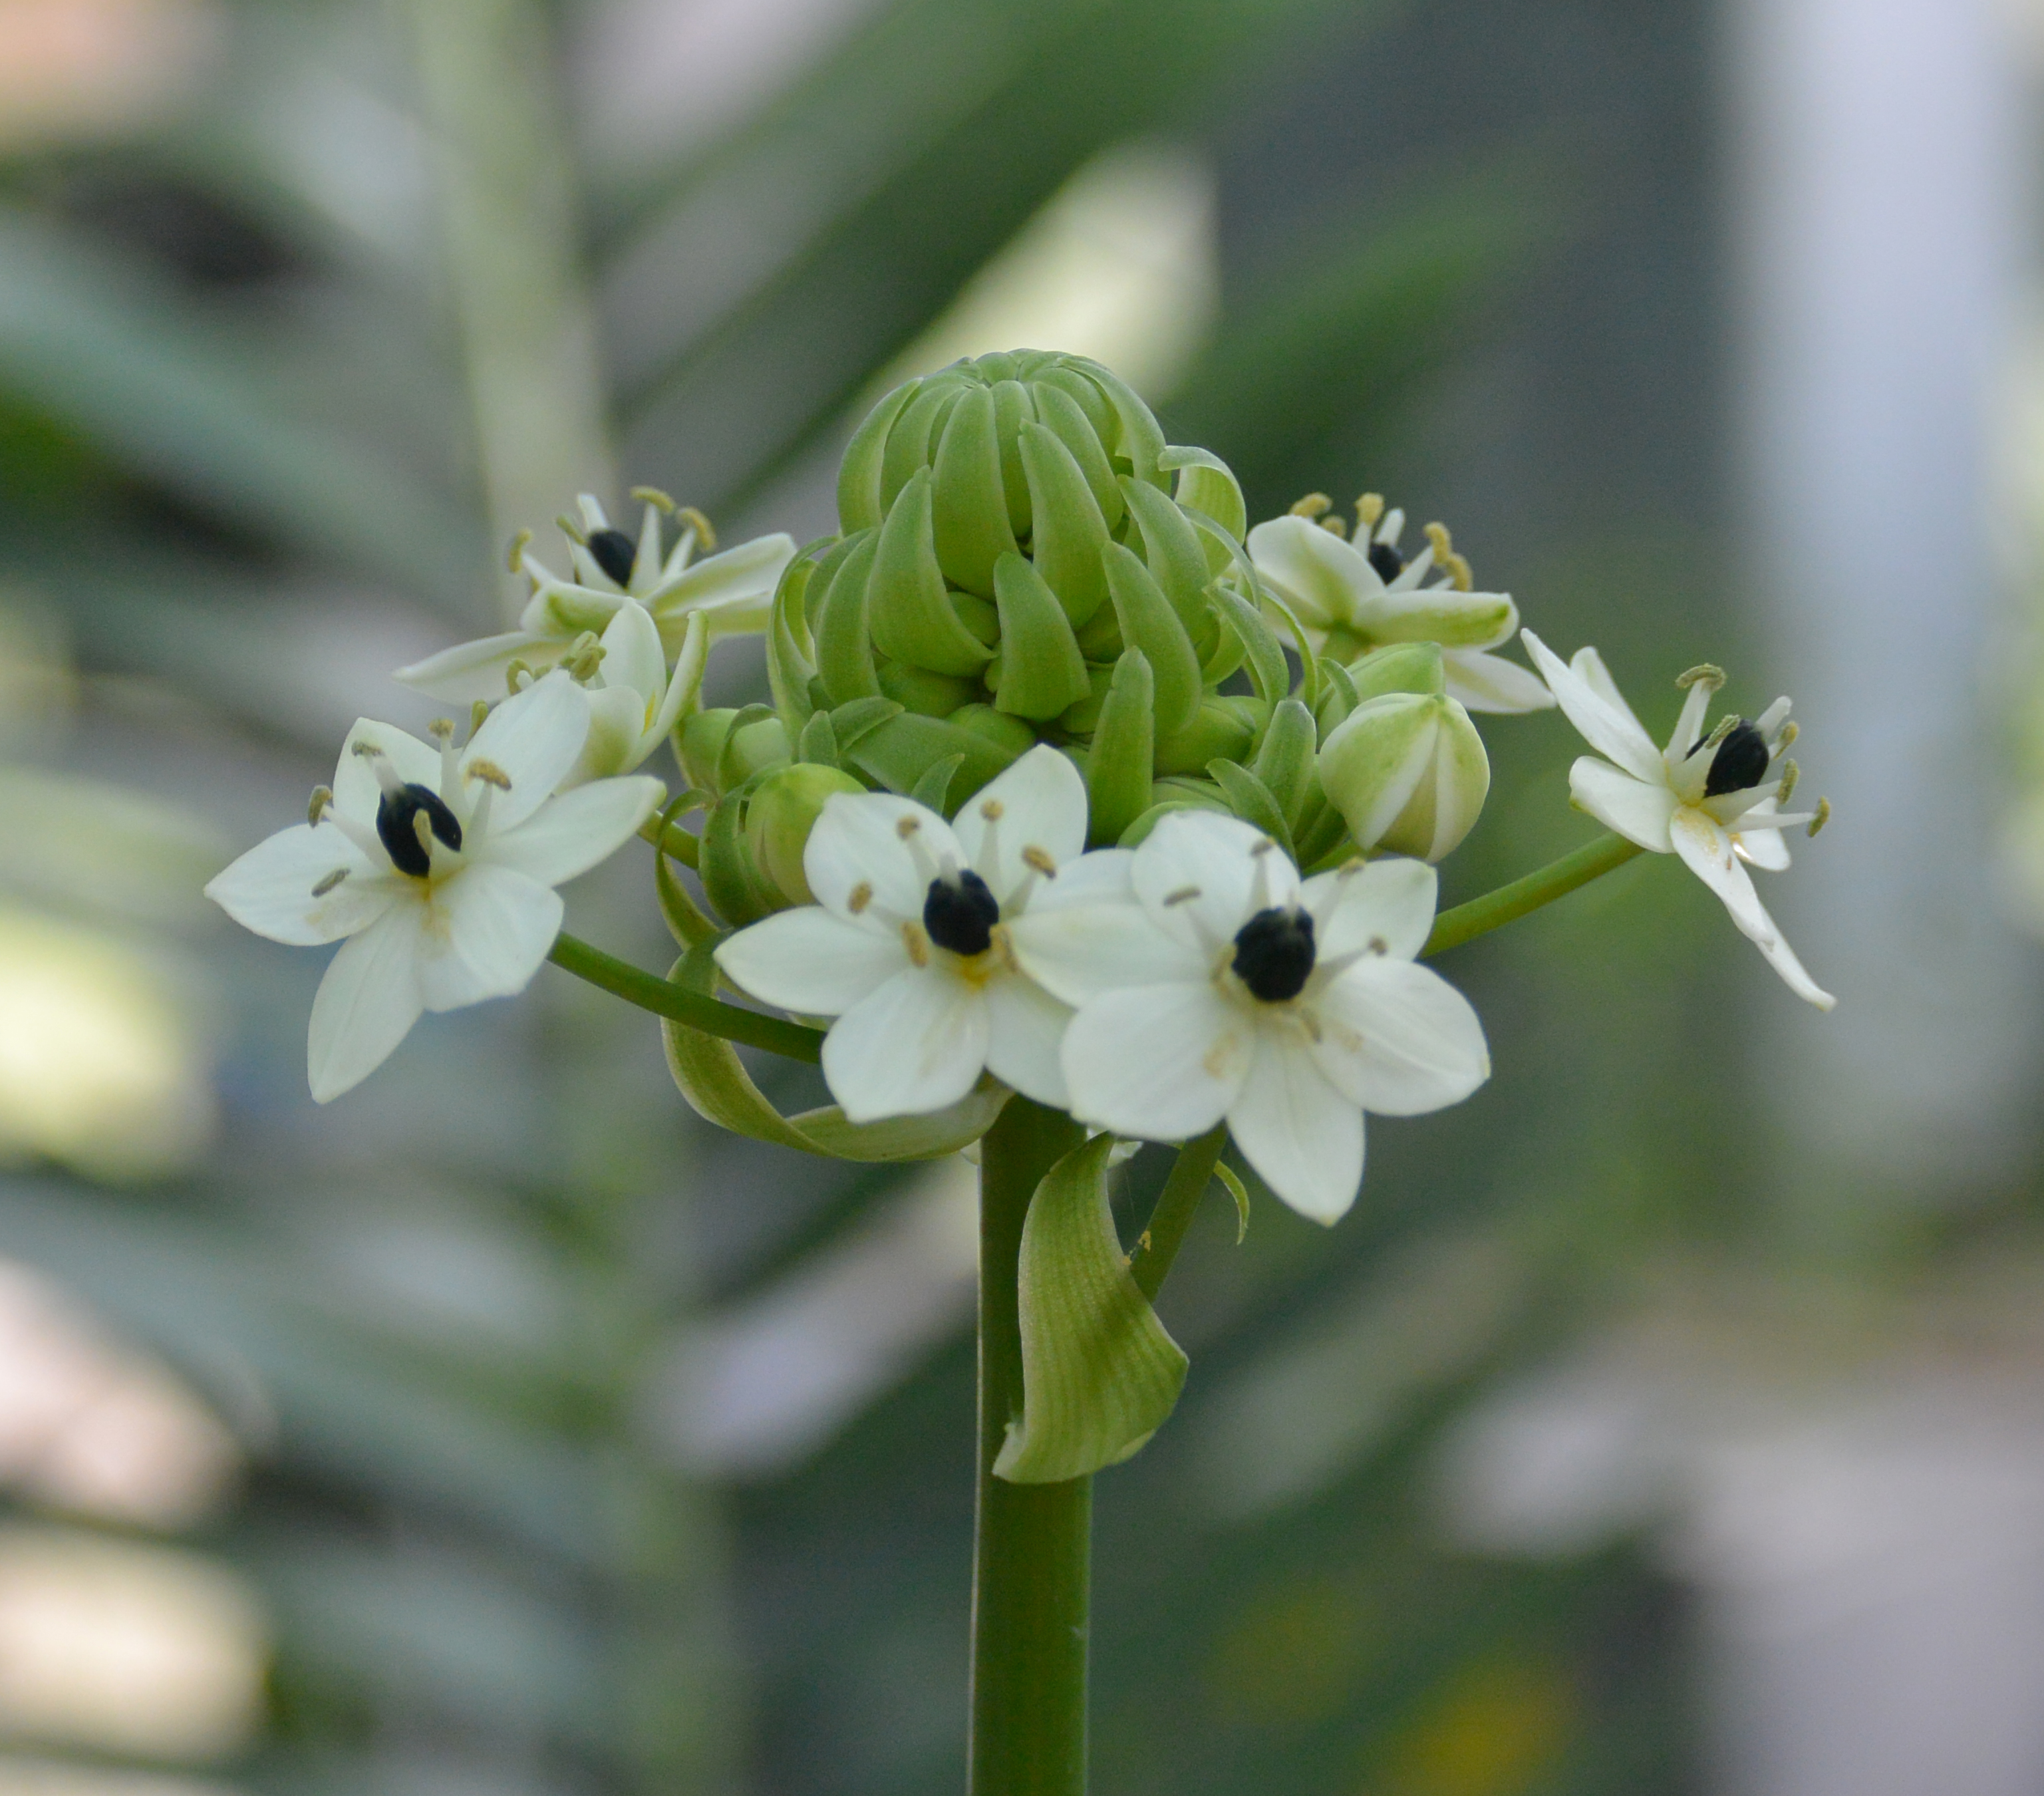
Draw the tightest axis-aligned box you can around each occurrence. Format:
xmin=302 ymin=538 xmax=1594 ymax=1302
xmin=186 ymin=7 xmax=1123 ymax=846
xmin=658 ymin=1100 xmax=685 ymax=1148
xmin=547 ymin=933 xmax=822 ymax=1061
xmin=1423 ymin=831 xmax=1643 ymax=958
xmin=972 ymin=1097 xmax=1090 ymax=1796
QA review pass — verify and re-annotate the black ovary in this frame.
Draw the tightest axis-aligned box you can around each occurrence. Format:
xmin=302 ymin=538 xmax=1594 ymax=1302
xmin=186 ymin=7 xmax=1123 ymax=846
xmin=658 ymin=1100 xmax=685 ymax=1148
xmin=377 ymin=783 xmax=463 ymax=877
xmin=587 ymin=527 xmax=638 ymax=586
xmin=1702 ymin=720 xmax=1771 ymax=797
xmin=924 ymin=870 xmax=1001 ymax=957
xmin=1366 ymin=539 xmax=1405 ymax=582
xmin=1233 ymin=907 xmax=1316 ymax=1002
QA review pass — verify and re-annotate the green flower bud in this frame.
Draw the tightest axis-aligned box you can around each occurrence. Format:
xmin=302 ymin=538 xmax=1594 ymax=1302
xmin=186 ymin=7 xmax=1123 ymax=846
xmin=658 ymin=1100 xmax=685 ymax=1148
xmin=745 ymin=762 xmax=867 ymax=906
xmin=1348 ymin=641 xmax=1447 ymax=702
xmin=1316 ymin=690 xmax=1490 ymax=863
xmin=679 ymin=707 xmax=791 ymax=796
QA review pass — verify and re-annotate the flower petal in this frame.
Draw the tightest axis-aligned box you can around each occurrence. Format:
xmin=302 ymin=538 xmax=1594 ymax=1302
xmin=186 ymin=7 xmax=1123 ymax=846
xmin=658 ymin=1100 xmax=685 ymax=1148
xmin=484 ymin=776 xmax=663 ymax=887
xmin=1246 ymin=516 xmax=1377 ymax=630
xmin=331 ymin=718 xmax=444 ymax=826
xmin=1570 ymin=756 xmax=1678 ymax=852
xmin=1443 ymin=647 xmax=1556 ymax=714
xmin=1029 ymin=845 xmax=1137 ymax=913
xmin=572 ymin=684 xmax=652 ymax=784
xmin=1306 ymin=855 xmax=1439 ymax=964
xmin=462 ymin=669 xmax=591 ymax=831
xmin=307 ymin=908 xmax=425 ymax=1102
xmin=1007 ymin=899 xmax=1207 ymax=1006
xmin=982 ymin=971 xmax=1074 ymax=1108
xmin=206 ymin=823 xmax=401 ymax=945
xmin=598 ymin=597 xmax=666 ymax=704
xmin=1670 ymin=808 xmax=1834 ymax=1008
xmin=1226 ymin=1028 xmax=1365 ymax=1225
xmin=649 ymin=533 xmax=797 ymax=650
xmin=1060 ymin=980 xmax=1247 ymax=1140
xmin=805 ymin=792 xmax=960 ymax=924
xmin=1519 ymin=632 xmax=1664 ymax=784
xmin=393 ymin=631 xmax=565 ymax=706
xmin=823 ymin=965 xmax=989 ymax=1121
xmin=1311 ymin=958 xmax=1491 ymax=1116
xmin=953 ymin=745 xmax=1090 ymax=907
xmin=1733 ymin=801 xmax=1794 ymax=871
xmin=1132 ymin=810 xmax=1297 ymax=955
xmin=714 ymin=906 xmax=910 ymax=1016
xmin=1352 ymin=583 xmax=1517 ymax=653
xmin=414 ymin=863 xmax=563 ymax=1012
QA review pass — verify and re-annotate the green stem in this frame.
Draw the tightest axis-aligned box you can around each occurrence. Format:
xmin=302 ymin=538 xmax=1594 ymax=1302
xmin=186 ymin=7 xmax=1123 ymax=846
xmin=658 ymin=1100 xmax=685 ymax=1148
xmin=1129 ymin=1124 xmax=1229 ymax=1303
xmin=1423 ymin=831 xmax=1644 ymax=959
xmin=547 ymin=933 xmax=822 ymax=1062
xmin=972 ymin=1097 xmax=1090 ymax=1796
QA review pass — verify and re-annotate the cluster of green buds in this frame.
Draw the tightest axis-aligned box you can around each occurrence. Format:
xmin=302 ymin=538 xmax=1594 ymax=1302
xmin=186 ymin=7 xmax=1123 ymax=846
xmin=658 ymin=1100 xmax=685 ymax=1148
xmin=688 ymin=349 xmax=1521 ymax=915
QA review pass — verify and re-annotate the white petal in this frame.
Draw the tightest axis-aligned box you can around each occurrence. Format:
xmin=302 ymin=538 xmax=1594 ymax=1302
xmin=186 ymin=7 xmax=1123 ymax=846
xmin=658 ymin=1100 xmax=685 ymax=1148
xmin=1570 ymin=757 xmax=1678 ymax=852
xmin=598 ymin=597 xmax=666 ymax=703
xmin=462 ymin=670 xmax=591 ymax=831
xmin=1246 ymin=516 xmax=1376 ymax=629
xmin=483 ymin=776 xmax=662 ymax=887
xmin=1060 ymin=981 xmax=1247 ymax=1139
xmin=714 ymin=907 xmax=909 ymax=1016
xmin=1305 ymin=856 xmax=1439 ymax=964
xmin=206 ymin=823 xmax=401 ymax=945
xmin=805 ymin=792 xmax=960 ymax=923
xmin=1670 ymin=809 xmax=1834 ymax=1008
xmin=981 ymin=972 xmax=1074 ymax=1108
xmin=332 ymin=718 xmax=444 ymax=827
xmin=1519 ymin=633 xmax=1664 ymax=784
xmin=1666 ymin=676 xmax=1713 ymax=760
xmin=1352 ymin=583 xmax=1517 ymax=652
xmin=1226 ymin=1028 xmax=1365 ymax=1225
xmin=1733 ymin=801 xmax=1794 ymax=871
xmin=414 ymin=863 xmax=563 ymax=1012
xmin=649 ymin=533 xmax=796 ymax=650
xmin=393 ymin=632 xmax=565 ymax=706
xmin=823 ymin=965 xmax=989 ymax=1121
xmin=571 ymin=684 xmax=653 ymax=783
xmin=1132 ymin=810 xmax=1297 ymax=954
xmin=1443 ymin=647 xmax=1556 ymax=714
xmin=651 ymin=611 xmax=709 ymax=746
xmin=1311 ymin=959 xmax=1491 ymax=1116
xmin=1006 ymin=900 xmax=1206 ymax=1006
xmin=952 ymin=745 xmax=1090 ymax=905
xmin=1028 ymin=845 xmax=1137 ymax=913
xmin=307 ymin=908 xmax=425 ymax=1102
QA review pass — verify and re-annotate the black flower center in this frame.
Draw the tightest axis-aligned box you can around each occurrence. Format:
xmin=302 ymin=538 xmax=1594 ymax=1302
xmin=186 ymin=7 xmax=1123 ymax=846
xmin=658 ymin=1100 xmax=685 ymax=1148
xmin=1701 ymin=719 xmax=1771 ymax=797
xmin=923 ymin=869 xmax=1000 ymax=957
xmin=376 ymin=782 xmax=463 ymax=877
xmin=1232 ymin=906 xmax=1316 ymax=1002
xmin=1366 ymin=539 xmax=1405 ymax=583
xmin=587 ymin=526 xmax=637 ymax=586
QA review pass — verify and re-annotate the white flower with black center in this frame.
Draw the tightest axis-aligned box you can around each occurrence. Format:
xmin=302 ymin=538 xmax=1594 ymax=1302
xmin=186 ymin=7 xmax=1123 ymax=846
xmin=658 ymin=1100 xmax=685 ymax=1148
xmin=1521 ymin=629 xmax=1834 ymax=1010
xmin=1246 ymin=496 xmax=1554 ymax=714
xmin=395 ymin=492 xmax=794 ymax=706
xmin=1010 ymin=811 xmax=1491 ymax=1224
xmin=205 ymin=671 xmax=663 ymax=1101
xmin=712 ymin=747 xmax=1115 ymax=1120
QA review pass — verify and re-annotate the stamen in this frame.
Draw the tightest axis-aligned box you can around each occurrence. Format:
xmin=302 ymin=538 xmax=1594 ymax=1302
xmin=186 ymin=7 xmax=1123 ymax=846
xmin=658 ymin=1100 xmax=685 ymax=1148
xmin=978 ymin=798 xmax=1005 ymax=821
xmin=1676 ymin=664 xmax=1727 ymax=692
xmin=466 ymin=759 xmax=512 ymax=791
xmin=1423 ymin=522 xmax=1474 ymax=591
xmin=1021 ymin=845 xmax=1058 ymax=877
xmin=1775 ymin=720 xmax=1799 ymax=753
xmin=847 ymin=881 xmax=874 ymax=915
xmin=902 ymin=921 xmax=931 ymax=968
xmin=311 ymin=868 xmax=348 ymax=898
xmin=675 ymin=505 xmax=716 ymax=552
xmin=1162 ymin=885 xmax=1202 ymax=907
xmin=307 ymin=785 xmax=333 ymax=826
xmin=1355 ymin=492 xmax=1386 ymax=534
xmin=631 ymin=486 xmax=676 ymax=514
xmin=508 ymin=528 xmax=532 ymax=575
xmin=506 ymin=659 xmax=535 ymax=694
xmin=1777 ymin=759 xmax=1800 ymax=806
xmin=429 ymin=718 xmax=458 ymax=800
xmin=1808 ymin=798 xmax=1831 ymax=837
xmin=555 ymin=512 xmax=586 ymax=545
xmin=1320 ymin=514 xmax=1348 ymax=535
xmin=897 ymin=816 xmax=921 ymax=838
xmin=1288 ymin=492 xmax=1332 ymax=520
xmin=470 ymin=700 xmax=490 ymax=738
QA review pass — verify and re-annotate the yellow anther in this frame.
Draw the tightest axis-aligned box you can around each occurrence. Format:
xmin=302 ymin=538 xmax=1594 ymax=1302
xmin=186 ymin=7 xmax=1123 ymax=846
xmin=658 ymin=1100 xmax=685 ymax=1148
xmin=1162 ymin=884 xmax=1202 ymax=907
xmin=351 ymin=740 xmax=384 ymax=760
xmin=1250 ymin=837 xmax=1275 ymax=856
xmin=508 ymin=527 xmax=532 ymax=573
xmin=1676 ymin=663 xmax=1727 ymax=691
xmin=311 ymin=868 xmax=349 ymax=898
xmin=1777 ymin=759 xmax=1800 ymax=805
xmin=1808 ymin=797 xmax=1831 ymax=837
xmin=1021 ymin=845 xmax=1058 ymax=877
xmin=428 ymin=718 xmax=455 ymax=743
xmin=1318 ymin=514 xmax=1348 ymax=534
xmin=466 ymin=758 xmax=512 ymax=790
xmin=1288 ymin=492 xmax=1333 ymax=520
xmin=902 ymin=921 xmax=931 ymax=968
xmin=847 ymin=881 xmax=873 ymax=915
xmin=307 ymin=785 xmax=333 ymax=825
xmin=1702 ymin=714 xmax=1737 ymax=751
xmin=630 ymin=486 xmax=676 ymax=514
xmin=1777 ymin=720 xmax=1800 ymax=751
xmin=1367 ymin=935 xmax=1388 ymax=955
xmin=1355 ymin=492 xmax=1386 ymax=530
xmin=555 ymin=513 xmax=585 ymax=545
xmin=470 ymin=700 xmax=491 ymax=738
xmin=506 ymin=659 xmax=535 ymax=693
xmin=676 ymin=505 xmax=716 ymax=551
xmin=896 ymin=815 xmax=921 ymax=839
xmin=1423 ymin=522 xmax=1473 ymax=590
xmin=979 ymin=798 xmax=1005 ymax=821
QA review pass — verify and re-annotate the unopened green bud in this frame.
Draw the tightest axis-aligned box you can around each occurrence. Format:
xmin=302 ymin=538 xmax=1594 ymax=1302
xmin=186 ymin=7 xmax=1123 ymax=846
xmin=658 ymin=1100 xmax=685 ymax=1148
xmin=680 ymin=708 xmax=792 ymax=796
xmin=1348 ymin=641 xmax=1447 ymax=702
xmin=1316 ymin=690 xmax=1489 ymax=863
xmin=1086 ymin=648 xmax=1156 ymax=847
xmin=1250 ymin=696 xmax=1320 ymax=828
xmin=746 ymin=762 xmax=867 ymax=906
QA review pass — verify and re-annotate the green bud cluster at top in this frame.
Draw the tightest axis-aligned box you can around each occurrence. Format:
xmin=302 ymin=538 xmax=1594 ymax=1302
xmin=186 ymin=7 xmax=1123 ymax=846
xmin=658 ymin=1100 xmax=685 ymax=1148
xmin=691 ymin=349 xmax=1501 ymax=916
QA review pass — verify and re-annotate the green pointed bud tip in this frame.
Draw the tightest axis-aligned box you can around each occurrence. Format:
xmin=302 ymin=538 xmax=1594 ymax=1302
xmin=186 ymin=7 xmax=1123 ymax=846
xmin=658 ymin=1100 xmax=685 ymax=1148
xmin=1317 ymin=690 xmax=1490 ymax=863
xmin=1346 ymin=641 xmax=1447 ymax=702
xmin=745 ymin=763 xmax=868 ymax=906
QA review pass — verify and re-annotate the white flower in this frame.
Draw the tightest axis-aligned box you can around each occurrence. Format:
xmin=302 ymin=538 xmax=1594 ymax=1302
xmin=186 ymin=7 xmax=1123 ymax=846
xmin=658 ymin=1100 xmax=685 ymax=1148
xmin=205 ymin=671 xmax=663 ymax=1102
xmin=394 ymin=493 xmax=795 ymax=705
xmin=565 ymin=601 xmax=708 ymax=786
xmin=713 ymin=746 xmax=1113 ymax=1121
xmin=1246 ymin=498 xmax=1554 ymax=714
xmin=1520 ymin=629 xmax=1834 ymax=1010
xmin=1010 ymin=812 xmax=1491 ymax=1225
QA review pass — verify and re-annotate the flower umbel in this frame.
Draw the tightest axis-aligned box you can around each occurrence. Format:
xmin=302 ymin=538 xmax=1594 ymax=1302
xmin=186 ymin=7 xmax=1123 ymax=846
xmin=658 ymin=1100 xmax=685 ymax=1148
xmin=205 ymin=671 xmax=664 ymax=1100
xmin=714 ymin=746 xmax=1117 ymax=1119
xmin=1011 ymin=811 xmax=1491 ymax=1223
xmin=1521 ymin=629 xmax=1834 ymax=1010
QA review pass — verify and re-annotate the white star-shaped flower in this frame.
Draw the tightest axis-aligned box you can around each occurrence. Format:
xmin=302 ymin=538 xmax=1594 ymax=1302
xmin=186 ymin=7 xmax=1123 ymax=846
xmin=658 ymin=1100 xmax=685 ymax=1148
xmin=206 ymin=671 xmax=663 ymax=1101
xmin=1520 ymin=629 xmax=1834 ymax=1010
xmin=1010 ymin=811 xmax=1491 ymax=1224
xmin=395 ymin=494 xmax=794 ymax=705
xmin=1246 ymin=500 xmax=1553 ymax=714
xmin=714 ymin=747 xmax=1115 ymax=1120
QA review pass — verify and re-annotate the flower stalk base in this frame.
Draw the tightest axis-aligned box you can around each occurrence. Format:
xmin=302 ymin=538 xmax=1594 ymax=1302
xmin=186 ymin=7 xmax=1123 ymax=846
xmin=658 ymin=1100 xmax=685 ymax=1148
xmin=972 ymin=1097 xmax=1091 ymax=1796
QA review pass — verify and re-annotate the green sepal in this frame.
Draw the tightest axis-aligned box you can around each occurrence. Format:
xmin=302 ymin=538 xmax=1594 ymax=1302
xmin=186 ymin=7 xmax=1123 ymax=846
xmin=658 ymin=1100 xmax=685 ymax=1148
xmin=1086 ymin=647 xmax=1155 ymax=847
xmin=991 ymin=551 xmax=1092 ymax=720
xmin=662 ymin=949 xmax=1010 ymax=1159
xmin=1153 ymin=694 xmax=1256 ymax=776
xmin=826 ymin=696 xmax=901 ymax=751
xmin=1315 ymin=658 xmax=1362 ymax=736
xmin=698 ymin=776 xmax=784 ymax=927
xmin=845 ymin=710 xmax=1022 ymax=805
xmin=1103 ymin=543 xmax=1201 ymax=736
xmin=714 ymin=705 xmax=790 ymax=795
xmin=869 ymin=469 xmax=994 ymax=676
xmin=1215 ymin=1160 xmax=1251 ymax=1244
xmin=878 ymin=376 xmax=965 ymax=518
xmin=1209 ymin=581 xmax=1290 ymax=711
xmin=930 ymin=384 xmax=1018 ymax=597
xmin=838 ymin=377 xmax=919 ymax=532
xmin=878 ymin=660 xmax=977 ymax=716
xmin=1120 ymin=477 xmax=1214 ymax=644
xmin=909 ymin=752 xmax=965 ymax=814
xmin=1206 ymin=759 xmax=1295 ymax=861
xmin=813 ymin=528 xmax=883 ymax=704
xmin=1018 ymin=422 xmax=1112 ymax=627
xmin=1030 ymin=381 xmax=1124 ymax=529
xmin=1072 ymin=357 xmax=1166 ymax=489
xmin=1348 ymin=641 xmax=1447 ymax=701
xmin=1252 ymin=696 xmax=1320 ymax=830
xmin=797 ymin=709 xmax=839 ymax=767
xmin=990 ymin=379 xmax=1036 ymax=537
xmin=1160 ymin=444 xmax=1248 ymax=547
xmin=993 ymin=1133 xmax=1190 ymax=1483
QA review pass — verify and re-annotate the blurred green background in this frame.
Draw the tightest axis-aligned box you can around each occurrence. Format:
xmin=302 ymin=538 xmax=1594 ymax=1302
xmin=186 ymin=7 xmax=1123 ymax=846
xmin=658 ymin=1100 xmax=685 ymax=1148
xmin=3 ymin=1 xmax=2034 ymax=1794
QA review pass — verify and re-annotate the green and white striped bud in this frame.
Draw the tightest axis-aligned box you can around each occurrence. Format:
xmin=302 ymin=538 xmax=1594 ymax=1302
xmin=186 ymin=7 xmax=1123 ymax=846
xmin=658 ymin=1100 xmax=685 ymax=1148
xmin=1316 ymin=645 xmax=1490 ymax=862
